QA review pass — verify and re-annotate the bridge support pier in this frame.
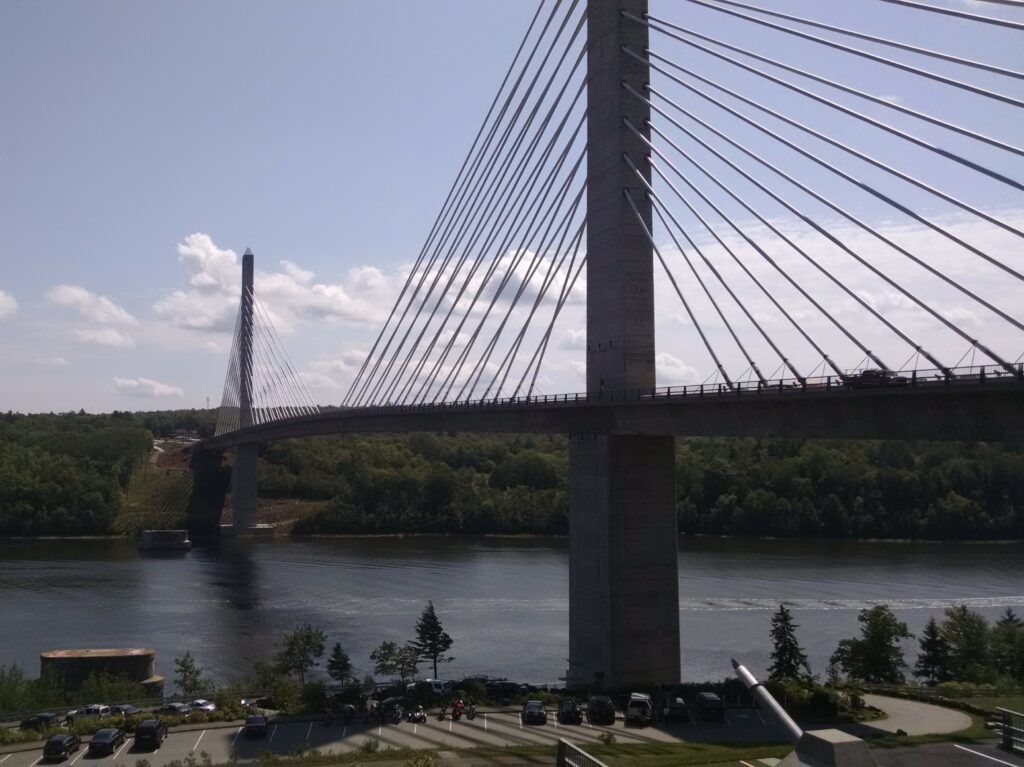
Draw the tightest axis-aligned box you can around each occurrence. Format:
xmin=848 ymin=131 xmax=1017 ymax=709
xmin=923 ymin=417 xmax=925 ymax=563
xmin=568 ymin=434 xmax=680 ymax=688
xmin=231 ymin=442 xmax=258 ymax=533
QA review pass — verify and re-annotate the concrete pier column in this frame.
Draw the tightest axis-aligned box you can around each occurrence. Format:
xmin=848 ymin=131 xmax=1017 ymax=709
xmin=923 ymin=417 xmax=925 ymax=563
xmin=232 ymin=442 xmax=258 ymax=532
xmin=567 ymin=0 xmax=680 ymax=687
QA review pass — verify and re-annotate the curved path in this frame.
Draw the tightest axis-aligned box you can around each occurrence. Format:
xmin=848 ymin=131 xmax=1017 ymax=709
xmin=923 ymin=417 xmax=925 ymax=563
xmin=858 ymin=693 xmax=972 ymax=736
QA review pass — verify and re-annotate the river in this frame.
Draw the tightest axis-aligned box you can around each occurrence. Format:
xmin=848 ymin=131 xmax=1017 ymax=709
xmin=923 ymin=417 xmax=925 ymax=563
xmin=1 ymin=536 xmax=1021 ymax=685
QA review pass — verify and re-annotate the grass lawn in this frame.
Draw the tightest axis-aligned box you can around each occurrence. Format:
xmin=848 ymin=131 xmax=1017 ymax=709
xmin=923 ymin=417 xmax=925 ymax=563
xmin=950 ymin=695 xmax=1024 ymax=715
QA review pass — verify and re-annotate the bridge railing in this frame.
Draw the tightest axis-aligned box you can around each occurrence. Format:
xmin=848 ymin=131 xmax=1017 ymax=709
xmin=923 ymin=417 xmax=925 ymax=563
xmin=345 ymin=361 xmax=1022 ymax=414
xmin=556 ymin=738 xmax=609 ymax=767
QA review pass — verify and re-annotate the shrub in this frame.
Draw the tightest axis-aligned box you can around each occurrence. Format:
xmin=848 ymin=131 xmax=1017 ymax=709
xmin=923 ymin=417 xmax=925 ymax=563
xmin=359 ymin=738 xmax=381 ymax=754
xmin=405 ymin=752 xmax=440 ymax=767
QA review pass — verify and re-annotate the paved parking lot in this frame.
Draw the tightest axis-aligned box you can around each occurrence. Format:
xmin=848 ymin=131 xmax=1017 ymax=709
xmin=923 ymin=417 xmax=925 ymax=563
xmin=873 ymin=742 xmax=1024 ymax=766
xmin=0 ymin=708 xmax=790 ymax=767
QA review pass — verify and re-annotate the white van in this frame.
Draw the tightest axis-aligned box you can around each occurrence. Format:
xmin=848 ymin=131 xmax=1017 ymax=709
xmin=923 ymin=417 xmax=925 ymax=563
xmin=624 ymin=693 xmax=652 ymax=727
xmin=426 ymin=679 xmax=452 ymax=695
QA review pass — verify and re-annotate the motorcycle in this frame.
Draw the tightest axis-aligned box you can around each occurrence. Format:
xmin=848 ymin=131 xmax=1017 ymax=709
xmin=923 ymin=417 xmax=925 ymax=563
xmin=408 ymin=707 xmax=427 ymax=724
xmin=467 ymin=703 xmax=477 ymax=721
xmin=451 ymin=701 xmax=464 ymax=722
xmin=437 ymin=705 xmax=447 ymax=721
xmin=391 ymin=706 xmax=403 ymax=725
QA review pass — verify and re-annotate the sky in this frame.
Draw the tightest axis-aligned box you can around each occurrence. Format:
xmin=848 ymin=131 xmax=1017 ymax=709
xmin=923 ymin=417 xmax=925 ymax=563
xmin=0 ymin=0 xmax=1021 ymax=413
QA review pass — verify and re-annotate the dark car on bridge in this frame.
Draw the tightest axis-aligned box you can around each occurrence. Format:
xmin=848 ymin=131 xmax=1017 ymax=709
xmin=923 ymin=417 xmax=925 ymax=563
xmin=520 ymin=700 xmax=547 ymax=725
xmin=585 ymin=695 xmax=616 ymax=726
xmin=134 ymin=719 xmax=168 ymax=750
xmin=556 ymin=699 xmax=583 ymax=725
xmin=42 ymin=733 xmax=80 ymax=761
xmin=244 ymin=714 xmax=268 ymax=738
xmin=21 ymin=713 xmax=61 ymax=731
xmin=844 ymin=368 xmax=909 ymax=388
xmin=88 ymin=728 xmax=125 ymax=756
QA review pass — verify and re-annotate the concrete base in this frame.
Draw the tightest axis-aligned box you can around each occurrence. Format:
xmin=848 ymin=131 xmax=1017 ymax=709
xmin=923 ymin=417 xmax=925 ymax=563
xmin=232 ymin=442 xmax=258 ymax=533
xmin=568 ymin=434 xmax=679 ymax=688
xmin=219 ymin=523 xmax=275 ymax=538
xmin=777 ymin=729 xmax=879 ymax=767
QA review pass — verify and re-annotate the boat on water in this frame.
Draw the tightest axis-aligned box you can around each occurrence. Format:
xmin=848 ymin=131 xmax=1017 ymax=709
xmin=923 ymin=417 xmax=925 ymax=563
xmin=137 ymin=529 xmax=192 ymax=552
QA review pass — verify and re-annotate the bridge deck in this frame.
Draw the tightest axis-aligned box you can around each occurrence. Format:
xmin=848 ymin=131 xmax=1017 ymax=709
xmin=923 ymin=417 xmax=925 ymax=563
xmin=198 ymin=373 xmax=1024 ymax=449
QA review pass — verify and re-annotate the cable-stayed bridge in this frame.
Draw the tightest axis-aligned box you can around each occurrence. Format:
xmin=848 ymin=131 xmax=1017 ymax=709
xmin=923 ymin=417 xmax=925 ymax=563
xmin=196 ymin=0 xmax=1024 ymax=688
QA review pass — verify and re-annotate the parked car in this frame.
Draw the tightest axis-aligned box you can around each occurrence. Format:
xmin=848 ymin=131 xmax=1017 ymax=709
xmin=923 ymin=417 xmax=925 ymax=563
xmin=111 ymin=704 xmax=144 ymax=718
xmin=556 ymin=699 xmax=583 ymax=725
xmin=624 ymin=693 xmax=653 ymax=727
xmin=658 ymin=696 xmax=689 ymax=723
xmin=520 ymin=700 xmax=547 ymax=726
xmin=188 ymin=699 xmax=216 ymax=713
xmin=696 ymin=692 xmax=725 ymax=720
xmin=21 ymin=713 xmax=61 ymax=731
xmin=585 ymin=695 xmax=616 ymax=726
xmin=424 ymin=679 xmax=452 ymax=695
xmin=134 ymin=719 xmax=168 ymax=750
xmin=78 ymin=704 xmax=111 ymax=718
xmin=243 ymin=714 xmax=268 ymax=738
xmin=42 ymin=734 xmax=80 ymax=762
xmin=844 ymin=368 xmax=909 ymax=388
xmin=88 ymin=729 xmax=125 ymax=756
xmin=158 ymin=702 xmax=191 ymax=716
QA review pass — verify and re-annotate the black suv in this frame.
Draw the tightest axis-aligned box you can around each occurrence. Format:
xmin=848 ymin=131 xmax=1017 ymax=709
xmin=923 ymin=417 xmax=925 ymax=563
xmin=244 ymin=714 xmax=268 ymax=738
xmin=134 ymin=719 xmax=168 ymax=750
xmin=43 ymin=734 xmax=80 ymax=761
xmin=585 ymin=695 xmax=616 ymax=726
xmin=556 ymin=699 xmax=583 ymax=725
xmin=520 ymin=700 xmax=547 ymax=725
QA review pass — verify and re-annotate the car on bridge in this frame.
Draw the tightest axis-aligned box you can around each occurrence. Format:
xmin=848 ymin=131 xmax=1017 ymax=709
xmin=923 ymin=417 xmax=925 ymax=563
xmin=843 ymin=368 xmax=910 ymax=388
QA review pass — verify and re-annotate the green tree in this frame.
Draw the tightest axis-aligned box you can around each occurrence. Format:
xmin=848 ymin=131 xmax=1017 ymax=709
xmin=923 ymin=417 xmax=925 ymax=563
xmin=370 ymin=641 xmax=419 ymax=682
xmin=326 ymin=643 xmax=353 ymax=686
xmin=174 ymin=652 xmax=209 ymax=697
xmin=829 ymin=605 xmax=913 ymax=684
xmin=940 ymin=604 xmax=990 ymax=682
xmin=991 ymin=608 xmax=1024 ymax=681
xmin=410 ymin=601 xmax=454 ymax=679
xmin=275 ymin=623 xmax=326 ymax=684
xmin=913 ymin=617 xmax=951 ymax=684
xmin=767 ymin=604 xmax=811 ymax=682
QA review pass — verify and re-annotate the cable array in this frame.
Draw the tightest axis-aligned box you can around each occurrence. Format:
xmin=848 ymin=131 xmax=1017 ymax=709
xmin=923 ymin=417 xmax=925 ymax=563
xmin=215 ymin=285 xmax=319 ymax=435
xmin=619 ymin=0 xmax=1023 ymax=385
xmin=343 ymin=0 xmax=587 ymax=406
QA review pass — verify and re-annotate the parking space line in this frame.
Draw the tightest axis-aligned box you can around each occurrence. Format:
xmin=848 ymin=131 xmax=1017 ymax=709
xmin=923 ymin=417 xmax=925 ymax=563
xmin=414 ymin=723 xmax=418 ymax=735
xmin=113 ymin=738 xmax=132 ymax=760
xmin=378 ymin=724 xmax=382 ymax=737
xmin=484 ymin=714 xmax=488 ymax=731
xmin=342 ymin=726 xmax=347 ymax=738
xmin=29 ymin=757 xmax=42 ymax=767
xmin=192 ymin=730 xmax=206 ymax=751
xmin=231 ymin=727 xmax=242 ymax=746
xmin=723 ymin=711 xmax=732 ymax=726
xmin=267 ymin=724 xmax=277 ymax=744
xmin=305 ymin=722 xmax=312 ymax=742
xmin=0 ymin=755 xmax=10 ymax=765
xmin=739 ymin=761 xmax=758 ymax=767
xmin=448 ymin=719 xmax=452 ymax=733
xmin=953 ymin=745 xmax=1022 ymax=765
xmin=756 ymin=709 xmax=766 ymax=726
xmin=70 ymin=748 xmax=85 ymax=766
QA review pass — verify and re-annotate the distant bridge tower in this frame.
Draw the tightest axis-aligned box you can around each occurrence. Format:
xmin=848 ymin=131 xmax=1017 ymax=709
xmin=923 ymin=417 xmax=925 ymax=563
xmin=567 ymin=0 xmax=680 ymax=687
xmin=232 ymin=248 xmax=259 ymax=533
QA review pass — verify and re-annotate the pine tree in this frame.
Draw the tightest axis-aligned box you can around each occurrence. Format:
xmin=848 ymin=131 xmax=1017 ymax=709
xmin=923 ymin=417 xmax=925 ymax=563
xmin=767 ymin=604 xmax=811 ymax=682
xmin=173 ymin=651 xmax=209 ymax=697
xmin=326 ymin=643 xmax=353 ymax=686
xmin=410 ymin=600 xmax=454 ymax=679
xmin=829 ymin=605 xmax=913 ymax=684
xmin=913 ymin=617 xmax=951 ymax=684
xmin=997 ymin=608 xmax=1022 ymax=628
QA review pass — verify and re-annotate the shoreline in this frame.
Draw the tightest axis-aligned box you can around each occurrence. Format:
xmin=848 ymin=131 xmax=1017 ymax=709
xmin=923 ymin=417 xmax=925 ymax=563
xmin=3 ymin=532 xmax=1022 ymax=544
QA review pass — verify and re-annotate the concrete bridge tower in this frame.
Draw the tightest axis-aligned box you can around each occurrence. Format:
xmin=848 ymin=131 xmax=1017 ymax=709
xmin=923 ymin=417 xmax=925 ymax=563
xmin=232 ymin=248 xmax=258 ymax=533
xmin=567 ymin=0 xmax=680 ymax=687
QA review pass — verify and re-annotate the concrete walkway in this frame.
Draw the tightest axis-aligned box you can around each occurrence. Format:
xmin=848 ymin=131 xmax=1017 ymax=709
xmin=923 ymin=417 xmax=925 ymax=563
xmin=855 ymin=694 xmax=972 ymax=736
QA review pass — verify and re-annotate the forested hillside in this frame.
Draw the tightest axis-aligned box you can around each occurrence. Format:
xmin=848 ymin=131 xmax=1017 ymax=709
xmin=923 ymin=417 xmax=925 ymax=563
xmin=1 ymin=410 xmax=1022 ymax=540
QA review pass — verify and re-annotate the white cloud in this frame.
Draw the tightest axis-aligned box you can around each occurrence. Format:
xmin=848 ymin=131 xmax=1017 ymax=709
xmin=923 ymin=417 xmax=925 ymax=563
xmin=655 ymin=353 xmax=699 ymax=383
xmin=558 ymin=328 xmax=586 ymax=350
xmin=74 ymin=327 xmax=135 ymax=347
xmin=35 ymin=356 xmax=70 ymax=367
xmin=309 ymin=349 xmax=367 ymax=376
xmin=154 ymin=233 xmax=401 ymax=334
xmin=113 ymin=377 xmax=184 ymax=398
xmin=0 ymin=290 xmax=16 ymax=318
xmin=300 ymin=371 xmax=343 ymax=391
xmin=47 ymin=284 xmax=136 ymax=324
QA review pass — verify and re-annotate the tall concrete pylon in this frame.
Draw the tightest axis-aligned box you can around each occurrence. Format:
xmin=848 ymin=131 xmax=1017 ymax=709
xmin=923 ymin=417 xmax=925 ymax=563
xmin=232 ymin=248 xmax=258 ymax=533
xmin=567 ymin=0 xmax=680 ymax=687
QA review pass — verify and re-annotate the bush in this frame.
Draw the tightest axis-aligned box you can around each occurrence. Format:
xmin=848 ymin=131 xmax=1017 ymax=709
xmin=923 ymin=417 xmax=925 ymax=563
xmin=405 ymin=752 xmax=440 ymax=767
xmin=300 ymin=681 xmax=329 ymax=714
xmin=359 ymin=738 xmax=380 ymax=754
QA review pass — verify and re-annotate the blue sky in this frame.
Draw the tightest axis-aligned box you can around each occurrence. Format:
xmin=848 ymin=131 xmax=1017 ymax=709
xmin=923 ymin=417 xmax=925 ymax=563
xmin=1 ymin=0 xmax=1021 ymax=412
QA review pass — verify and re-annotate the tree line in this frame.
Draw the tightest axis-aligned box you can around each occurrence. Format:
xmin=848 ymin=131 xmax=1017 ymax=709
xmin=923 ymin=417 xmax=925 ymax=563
xmin=766 ymin=602 xmax=1024 ymax=688
xmin=1 ymin=410 xmax=1022 ymax=540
